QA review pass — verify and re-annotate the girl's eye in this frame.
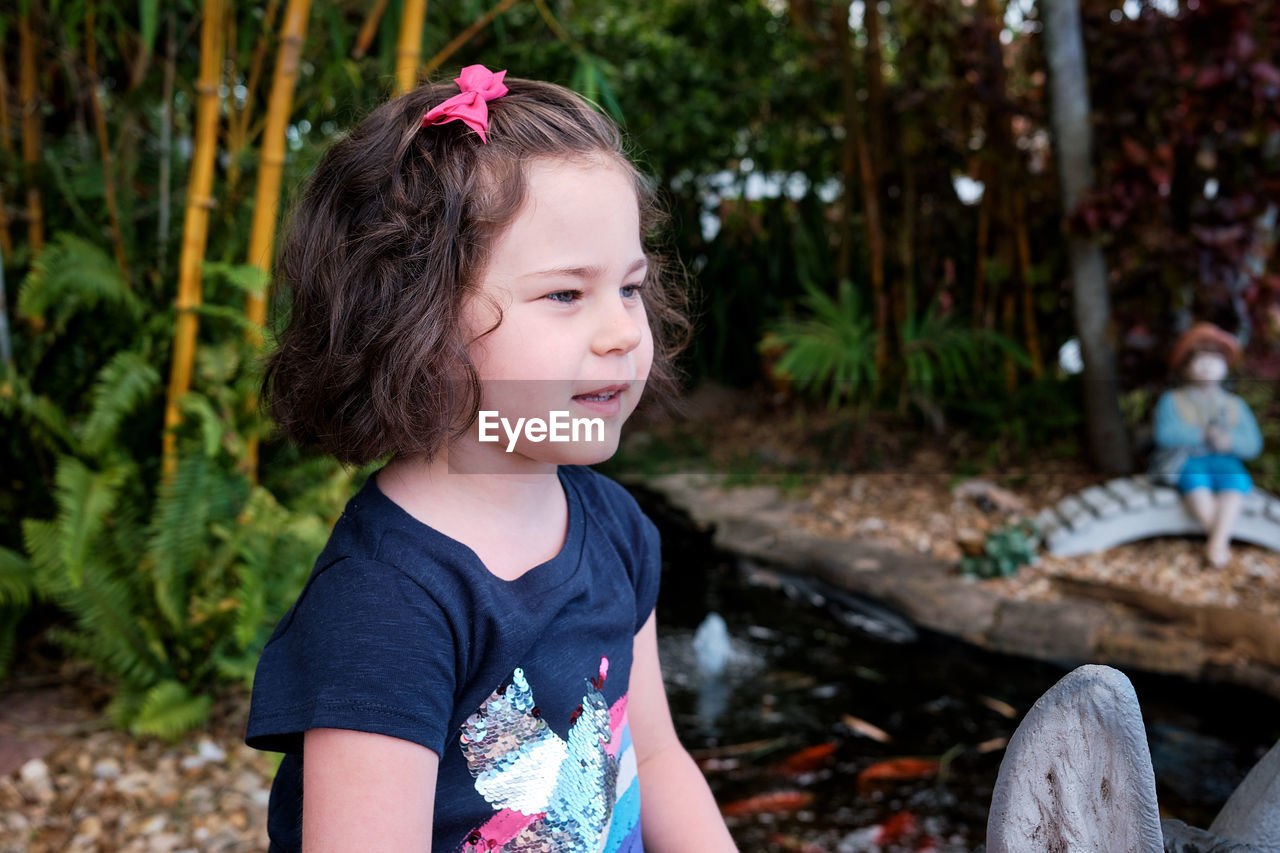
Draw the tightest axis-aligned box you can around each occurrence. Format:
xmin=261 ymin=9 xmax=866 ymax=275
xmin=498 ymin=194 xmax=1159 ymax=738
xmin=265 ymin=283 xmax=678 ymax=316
xmin=621 ymin=283 xmax=643 ymax=299
xmin=545 ymin=290 xmax=582 ymax=304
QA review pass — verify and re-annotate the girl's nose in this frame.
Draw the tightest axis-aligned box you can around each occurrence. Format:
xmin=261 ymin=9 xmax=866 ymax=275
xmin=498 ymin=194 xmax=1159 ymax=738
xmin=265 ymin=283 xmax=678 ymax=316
xmin=593 ymin=295 xmax=645 ymax=356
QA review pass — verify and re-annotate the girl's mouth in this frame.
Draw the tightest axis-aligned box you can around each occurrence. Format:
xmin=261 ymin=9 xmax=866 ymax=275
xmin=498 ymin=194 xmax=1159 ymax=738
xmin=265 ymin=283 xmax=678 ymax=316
xmin=572 ymin=384 xmax=629 ymax=415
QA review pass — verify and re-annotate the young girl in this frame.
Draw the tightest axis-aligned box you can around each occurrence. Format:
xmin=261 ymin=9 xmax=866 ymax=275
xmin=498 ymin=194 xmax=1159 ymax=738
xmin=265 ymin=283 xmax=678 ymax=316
xmin=244 ymin=66 xmax=738 ymax=852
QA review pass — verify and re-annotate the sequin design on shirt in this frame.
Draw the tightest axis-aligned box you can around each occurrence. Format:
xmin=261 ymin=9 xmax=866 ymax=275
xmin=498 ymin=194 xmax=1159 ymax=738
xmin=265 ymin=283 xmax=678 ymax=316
xmin=458 ymin=657 xmax=642 ymax=852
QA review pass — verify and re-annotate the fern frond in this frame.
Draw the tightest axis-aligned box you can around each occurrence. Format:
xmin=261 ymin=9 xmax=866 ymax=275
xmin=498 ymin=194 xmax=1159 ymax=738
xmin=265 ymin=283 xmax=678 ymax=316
xmin=0 ymin=546 xmax=37 ymax=608
xmin=203 ymin=261 xmax=269 ymax=296
xmin=106 ymin=686 xmax=147 ymax=730
xmin=79 ymin=350 xmax=163 ymax=456
xmin=50 ymin=457 xmax=130 ymax=587
xmin=212 ymin=650 xmax=259 ymax=686
xmin=130 ymin=680 xmax=212 ymax=740
xmin=17 ymin=233 xmax=143 ymax=331
xmin=176 ymin=393 xmax=227 ymax=458
xmin=191 ymin=302 xmax=261 ymax=333
xmin=147 ymin=453 xmax=217 ymax=631
xmin=51 ymin=566 xmax=170 ymax=686
xmin=0 ymin=368 xmax=76 ymax=453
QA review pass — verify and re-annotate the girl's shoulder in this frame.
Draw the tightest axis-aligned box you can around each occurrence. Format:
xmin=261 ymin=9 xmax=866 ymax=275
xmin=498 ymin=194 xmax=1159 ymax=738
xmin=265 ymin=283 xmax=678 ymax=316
xmin=560 ymin=465 xmax=653 ymax=529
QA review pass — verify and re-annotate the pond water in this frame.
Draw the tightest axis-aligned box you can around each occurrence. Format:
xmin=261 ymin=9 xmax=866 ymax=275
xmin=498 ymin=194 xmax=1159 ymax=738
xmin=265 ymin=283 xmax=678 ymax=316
xmin=639 ymin=487 xmax=1280 ymax=853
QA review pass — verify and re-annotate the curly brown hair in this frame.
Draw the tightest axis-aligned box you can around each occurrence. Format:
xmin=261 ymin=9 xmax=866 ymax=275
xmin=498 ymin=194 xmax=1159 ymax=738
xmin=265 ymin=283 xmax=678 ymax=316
xmin=262 ymin=76 xmax=690 ymax=466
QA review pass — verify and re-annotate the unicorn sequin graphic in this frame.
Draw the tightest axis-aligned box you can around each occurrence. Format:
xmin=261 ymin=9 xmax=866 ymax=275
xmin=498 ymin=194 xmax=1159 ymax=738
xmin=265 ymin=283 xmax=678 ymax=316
xmin=458 ymin=657 xmax=642 ymax=852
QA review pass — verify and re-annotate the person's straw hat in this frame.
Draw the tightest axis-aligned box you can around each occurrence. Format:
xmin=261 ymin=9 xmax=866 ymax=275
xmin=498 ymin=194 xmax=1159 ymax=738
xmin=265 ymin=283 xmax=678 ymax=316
xmin=1168 ymin=322 xmax=1242 ymax=370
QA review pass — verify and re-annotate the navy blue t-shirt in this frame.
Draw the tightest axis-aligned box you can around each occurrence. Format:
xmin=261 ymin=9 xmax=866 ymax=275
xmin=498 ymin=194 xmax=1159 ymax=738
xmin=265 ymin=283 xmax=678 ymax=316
xmin=246 ymin=465 xmax=660 ymax=852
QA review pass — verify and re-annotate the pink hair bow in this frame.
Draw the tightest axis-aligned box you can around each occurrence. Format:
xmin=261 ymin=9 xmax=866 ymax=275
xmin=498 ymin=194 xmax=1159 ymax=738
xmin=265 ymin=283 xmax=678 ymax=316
xmin=420 ymin=64 xmax=509 ymax=143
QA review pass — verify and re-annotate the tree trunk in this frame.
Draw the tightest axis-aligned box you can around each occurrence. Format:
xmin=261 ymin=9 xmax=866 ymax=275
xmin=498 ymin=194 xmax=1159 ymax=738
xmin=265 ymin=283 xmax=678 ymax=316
xmin=19 ymin=1 xmax=45 ymax=254
xmin=163 ymin=0 xmax=224 ymax=476
xmin=396 ymin=0 xmax=427 ymax=95
xmin=243 ymin=0 xmax=313 ymax=479
xmin=1043 ymin=0 xmax=1132 ymax=474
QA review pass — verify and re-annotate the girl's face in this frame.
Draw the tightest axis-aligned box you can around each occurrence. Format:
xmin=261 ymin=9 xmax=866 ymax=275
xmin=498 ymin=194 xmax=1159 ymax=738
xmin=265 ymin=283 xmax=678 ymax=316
xmin=461 ymin=156 xmax=654 ymax=469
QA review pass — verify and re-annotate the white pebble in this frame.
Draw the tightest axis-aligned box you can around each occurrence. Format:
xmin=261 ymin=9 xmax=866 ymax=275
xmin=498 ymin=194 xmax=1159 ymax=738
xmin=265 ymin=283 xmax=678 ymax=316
xmin=19 ymin=758 xmax=49 ymax=787
xmin=94 ymin=758 xmax=121 ymax=780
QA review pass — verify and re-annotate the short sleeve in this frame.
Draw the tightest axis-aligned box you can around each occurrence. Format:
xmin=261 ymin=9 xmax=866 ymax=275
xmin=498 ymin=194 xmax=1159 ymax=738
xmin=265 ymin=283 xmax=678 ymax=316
xmin=246 ymin=557 xmax=459 ymax=756
xmin=632 ymin=509 xmax=662 ymax=634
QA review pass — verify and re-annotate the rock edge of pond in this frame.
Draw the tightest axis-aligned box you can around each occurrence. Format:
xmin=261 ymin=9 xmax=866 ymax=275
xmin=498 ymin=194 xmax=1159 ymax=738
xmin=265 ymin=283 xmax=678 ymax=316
xmin=633 ymin=471 xmax=1280 ymax=703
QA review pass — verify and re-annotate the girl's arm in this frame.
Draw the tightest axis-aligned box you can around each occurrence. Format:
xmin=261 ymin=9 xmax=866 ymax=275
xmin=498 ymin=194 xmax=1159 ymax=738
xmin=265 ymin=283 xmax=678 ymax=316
xmin=303 ymin=728 xmax=439 ymax=852
xmin=629 ymin=611 xmax=739 ymax=852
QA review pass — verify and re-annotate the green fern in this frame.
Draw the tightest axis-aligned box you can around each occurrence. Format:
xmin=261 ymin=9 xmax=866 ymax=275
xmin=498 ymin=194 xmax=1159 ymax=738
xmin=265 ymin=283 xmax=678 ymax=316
xmin=0 ymin=548 xmax=37 ymax=679
xmin=147 ymin=454 xmax=218 ymax=631
xmin=202 ymin=261 xmax=269 ymax=296
xmin=49 ymin=457 xmax=130 ymax=587
xmin=0 ymin=368 xmax=76 ymax=454
xmin=900 ymin=295 xmax=1031 ymax=400
xmin=765 ymin=279 xmax=880 ymax=407
xmin=79 ymin=350 xmax=162 ymax=457
xmin=130 ymin=680 xmax=213 ymax=741
xmin=17 ymin=233 xmax=143 ymax=331
xmin=0 ymin=546 xmax=36 ymax=608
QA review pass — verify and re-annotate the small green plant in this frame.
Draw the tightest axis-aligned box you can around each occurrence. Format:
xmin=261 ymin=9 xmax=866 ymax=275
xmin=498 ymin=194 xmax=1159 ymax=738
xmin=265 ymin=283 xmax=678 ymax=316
xmin=898 ymin=294 xmax=1031 ymax=403
xmin=959 ymin=520 xmax=1042 ymax=579
xmin=762 ymin=279 xmax=879 ymax=408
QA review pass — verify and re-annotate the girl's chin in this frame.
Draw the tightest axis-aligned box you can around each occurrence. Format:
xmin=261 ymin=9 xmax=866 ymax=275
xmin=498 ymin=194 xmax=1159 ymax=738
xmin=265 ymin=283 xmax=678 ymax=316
xmin=449 ymin=438 xmax=623 ymax=472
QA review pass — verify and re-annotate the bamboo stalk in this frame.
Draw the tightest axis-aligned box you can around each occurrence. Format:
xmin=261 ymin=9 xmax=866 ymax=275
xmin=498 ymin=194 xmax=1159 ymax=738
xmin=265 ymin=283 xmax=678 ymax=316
xmin=422 ymin=0 xmax=521 ymax=78
xmin=396 ymin=0 xmax=428 ymax=95
xmin=242 ymin=0 xmax=313 ymax=478
xmin=163 ymin=0 xmax=224 ymax=476
xmin=19 ymin=1 xmax=45 ymax=254
xmin=85 ymin=1 xmax=129 ymax=280
xmin=353 ymin=0 xmax=389 ymax=59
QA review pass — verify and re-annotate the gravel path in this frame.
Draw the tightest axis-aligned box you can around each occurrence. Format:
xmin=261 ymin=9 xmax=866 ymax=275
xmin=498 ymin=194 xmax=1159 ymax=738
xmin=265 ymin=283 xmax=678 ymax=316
xmin=1 ymin=673 xmax=273 ymax=853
